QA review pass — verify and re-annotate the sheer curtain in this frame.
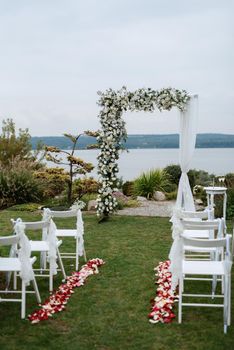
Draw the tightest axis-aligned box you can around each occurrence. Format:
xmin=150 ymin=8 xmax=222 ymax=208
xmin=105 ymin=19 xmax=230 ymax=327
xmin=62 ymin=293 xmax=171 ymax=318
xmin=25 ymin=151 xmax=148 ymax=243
xmin=169 ymin=95 xmax=198 ymax=290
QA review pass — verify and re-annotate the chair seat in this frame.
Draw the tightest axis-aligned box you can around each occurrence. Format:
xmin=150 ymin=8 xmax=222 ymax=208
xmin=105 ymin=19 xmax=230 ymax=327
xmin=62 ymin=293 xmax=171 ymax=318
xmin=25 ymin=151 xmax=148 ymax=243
xmin=0 ymin=257 xmax=36 ymax=271
xmin=183 ymin=260 xmax=225 ymax=275
xmin=30 ymin=241 xmax=49 ymax=252
xmin=56 ymin=229 xmax=77 ymax=238
xmin=29 ymin=240 xmax=62 ymax=252
xmin=183 ymin=229 xmax=210 ymax=239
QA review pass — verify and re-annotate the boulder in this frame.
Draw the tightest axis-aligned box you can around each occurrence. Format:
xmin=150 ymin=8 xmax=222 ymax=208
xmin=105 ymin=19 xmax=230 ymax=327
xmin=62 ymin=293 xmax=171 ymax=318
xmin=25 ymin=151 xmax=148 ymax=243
xmin=137 ymin=196 xmax=147 ymax=201
xmin=87 ymin=200 xmax=97 ymax=211
xmin=113 ymin=191 xmax=129 ymax=203
xmin=153 ymin=191 xmax=166 ymax=201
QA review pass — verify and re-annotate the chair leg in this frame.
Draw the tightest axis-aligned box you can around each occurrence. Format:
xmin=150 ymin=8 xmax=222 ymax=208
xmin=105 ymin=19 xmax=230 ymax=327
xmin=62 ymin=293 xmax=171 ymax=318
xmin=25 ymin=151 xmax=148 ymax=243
xmin=21 ymin=280 xmax=26 ymax=319
xmin=49 ymin=263 xmax=53 ymax=292
xmin=212 ymin=275 xmax=217 ymax=299
xmin=178 ymin=277 xmax=183 ymax=324
xmin=223 ymin=275 xmax=229 ymax=333
xmin=13 ymin=271 xmax=17 ymax=290
xmin=228 ymin=276 xmax=231 ymax=326
xmin=75 ymin=238 xmax=79 ymax=271
xmin=221 ymin=275 xmax=224 ymax=294
xmin=40 ymin=252 xmax=47 ymax=271
xmin=32 ymin=276 xmax=41 ymax=304
xmin=57 ymin=248 xmax=67 ymax=280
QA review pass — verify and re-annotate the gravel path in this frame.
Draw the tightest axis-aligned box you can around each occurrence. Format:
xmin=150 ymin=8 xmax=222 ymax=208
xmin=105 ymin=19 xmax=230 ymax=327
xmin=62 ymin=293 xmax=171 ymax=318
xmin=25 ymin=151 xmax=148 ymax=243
xmin=117 ymin=200 xmax=176 ymax=217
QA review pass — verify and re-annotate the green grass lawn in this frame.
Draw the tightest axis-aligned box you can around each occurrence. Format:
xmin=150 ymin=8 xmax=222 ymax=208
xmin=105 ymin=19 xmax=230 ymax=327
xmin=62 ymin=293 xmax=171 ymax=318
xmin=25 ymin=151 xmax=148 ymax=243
xmin=0 ymin=210 xmax=233 ymax=350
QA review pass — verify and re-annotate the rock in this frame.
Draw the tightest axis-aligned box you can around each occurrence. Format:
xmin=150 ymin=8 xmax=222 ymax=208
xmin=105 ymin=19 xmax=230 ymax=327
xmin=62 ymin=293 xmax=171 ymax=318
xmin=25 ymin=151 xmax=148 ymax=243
xmin=195 ymin=198 xmax=203 ymax=205
xmin=137 ymin=196 xmax=147 ymax=201
xmin=113 ymin=191 xmax=129 ymax=203
xmin=87 ymin=200 xmax=97 ymax=211
xmin=153 ymin=191 xmax=166 ymax=201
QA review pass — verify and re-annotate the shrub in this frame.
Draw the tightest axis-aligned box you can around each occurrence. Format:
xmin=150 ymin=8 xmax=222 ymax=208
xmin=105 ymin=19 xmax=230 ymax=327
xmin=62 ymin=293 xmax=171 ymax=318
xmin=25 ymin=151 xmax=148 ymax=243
xmin=164 ymin=164 xmax=181 ymax=185
xmin=133 ymin=169 xmax=170 ymax=199
xmin=0 ymin=167 xmax=43 ymax=209
xmin=165 ymin=190 xmax=178 ymax=200
xmin=115 ymin=199 xmax=124 ymax=210
xmin=211 ymin=188 xmax=234 ymax=219
xmin=124 ymin=199 xmax=140 ymax=208
xmin=189 ymin=169 xmax=214 ymax=187
xmin=8 ymin=203 xmax=40 ymax=212
xmin=163 ymin=182 xmax=177 ymax=193
xmin=225 ymin=173 xmax=234 ymax=188
xmin=122 ymin=181 xmax=134 ymax=196
xmin=164 ymin=164 xmax=214 ymax=189
xmin=194 ymin=170 xmax=214 ymax=187
xmin=227 ymin=188 xmax=234 ymax=219
xmin=72 ymin=177 xmax=100 ymax=199
xmin=34 ymin=167 xmax=69 ymax=198
xmin=193 ymin=185 xmax=207 ymax=203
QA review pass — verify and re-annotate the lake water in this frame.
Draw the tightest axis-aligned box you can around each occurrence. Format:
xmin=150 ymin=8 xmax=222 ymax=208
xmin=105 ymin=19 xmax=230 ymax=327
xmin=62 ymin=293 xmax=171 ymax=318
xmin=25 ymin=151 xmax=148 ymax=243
xmin=47 ymin=148 xmax=234 ymax=180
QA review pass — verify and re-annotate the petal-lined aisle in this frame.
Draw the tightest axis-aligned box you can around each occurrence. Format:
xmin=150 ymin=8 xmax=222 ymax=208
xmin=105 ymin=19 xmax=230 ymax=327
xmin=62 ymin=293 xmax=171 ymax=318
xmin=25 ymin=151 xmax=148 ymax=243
xmin=149 ymin=260 xmax=178 ymax=324
xmin=28 ymin=258 xmax=105 ymax=324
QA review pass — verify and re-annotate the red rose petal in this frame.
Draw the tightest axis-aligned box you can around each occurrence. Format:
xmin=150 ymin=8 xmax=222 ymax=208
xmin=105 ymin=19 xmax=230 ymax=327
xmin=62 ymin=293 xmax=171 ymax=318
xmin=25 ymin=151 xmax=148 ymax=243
xmin=28 ymin=258 xmax=105 ymax=324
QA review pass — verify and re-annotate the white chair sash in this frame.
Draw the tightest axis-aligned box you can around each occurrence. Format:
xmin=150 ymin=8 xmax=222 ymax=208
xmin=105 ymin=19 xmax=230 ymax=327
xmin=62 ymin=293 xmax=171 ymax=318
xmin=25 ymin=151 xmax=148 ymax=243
xmin=76 ymin=209 xmax=84 ymax=257
xmin=14 ymin=220 xmax=34 ymax=286
xmin=224 ymin=235 xmax=233 ymax=275
xmin=169 ymin=209 xmax=184 ymax=290
xmin=42 ymin=209 xmax=58 ymax=275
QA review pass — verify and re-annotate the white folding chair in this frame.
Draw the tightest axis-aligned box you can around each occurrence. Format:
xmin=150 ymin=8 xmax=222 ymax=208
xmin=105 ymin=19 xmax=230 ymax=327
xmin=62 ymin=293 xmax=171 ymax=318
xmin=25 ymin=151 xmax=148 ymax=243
xmin=178 ymin=233 xmax=232 ymax=333
xmin=181 ymin=208 xmax=214 ymax=239
xmin=182 ymin=218 xmax=225 ymax=296
xmin=0 ymin=222 xmax=41 ymax=318
xmin=182 ymin=218 xmax=225 ymax=260
xmin=45 ymin=208 xmax=87 ymax=271
xmin=11 ymin=218 xmax=66 ymax=292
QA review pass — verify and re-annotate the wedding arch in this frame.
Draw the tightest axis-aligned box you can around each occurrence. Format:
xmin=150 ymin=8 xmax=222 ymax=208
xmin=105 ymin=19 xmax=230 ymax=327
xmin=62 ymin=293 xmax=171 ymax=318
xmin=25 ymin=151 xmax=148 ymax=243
xmin=95 ymin=86 xmax=198 ymax=220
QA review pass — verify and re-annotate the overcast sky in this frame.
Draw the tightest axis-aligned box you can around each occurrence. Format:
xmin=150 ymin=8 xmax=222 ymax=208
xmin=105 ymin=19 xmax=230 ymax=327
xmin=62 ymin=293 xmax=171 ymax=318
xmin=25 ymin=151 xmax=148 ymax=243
xmin=0 ymin=0 xmax=233 ymax=136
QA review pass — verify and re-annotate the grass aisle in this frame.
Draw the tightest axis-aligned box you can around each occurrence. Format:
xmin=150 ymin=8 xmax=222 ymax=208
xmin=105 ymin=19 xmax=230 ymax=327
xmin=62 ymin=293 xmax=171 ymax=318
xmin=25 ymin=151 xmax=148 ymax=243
xmin=0 ymin=210 xmax=233 ymax=350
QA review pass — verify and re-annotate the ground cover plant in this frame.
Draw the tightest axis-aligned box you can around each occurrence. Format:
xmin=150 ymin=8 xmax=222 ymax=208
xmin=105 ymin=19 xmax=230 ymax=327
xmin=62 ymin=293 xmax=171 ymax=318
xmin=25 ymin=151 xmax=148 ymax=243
xmin=0 ymin=210 xmax=233 ymax=350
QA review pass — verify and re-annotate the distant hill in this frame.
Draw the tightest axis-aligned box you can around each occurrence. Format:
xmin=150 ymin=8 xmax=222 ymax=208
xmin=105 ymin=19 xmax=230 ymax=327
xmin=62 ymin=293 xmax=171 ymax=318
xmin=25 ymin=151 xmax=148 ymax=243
xmin=31 ymin=133 xmax=234 ymax=150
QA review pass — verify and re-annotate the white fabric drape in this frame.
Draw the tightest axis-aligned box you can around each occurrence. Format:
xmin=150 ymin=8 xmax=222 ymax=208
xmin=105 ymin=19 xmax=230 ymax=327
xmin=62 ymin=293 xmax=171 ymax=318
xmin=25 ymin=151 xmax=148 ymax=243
xmin=76 ymin=209 xmax=85 ymax=256
xmin=14 ymin=220 xmax=34 ymax=285
xmin=42 ymin=209 xmax=58 ymax=275
xmin=169 ymin=95 xmax=198 ymax=290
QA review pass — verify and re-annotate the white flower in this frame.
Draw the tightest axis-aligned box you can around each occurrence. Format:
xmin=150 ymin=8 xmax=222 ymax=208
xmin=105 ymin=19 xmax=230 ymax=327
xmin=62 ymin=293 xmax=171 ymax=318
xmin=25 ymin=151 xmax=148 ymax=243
xmin=97 ymin=86 xmax=189 ymax=217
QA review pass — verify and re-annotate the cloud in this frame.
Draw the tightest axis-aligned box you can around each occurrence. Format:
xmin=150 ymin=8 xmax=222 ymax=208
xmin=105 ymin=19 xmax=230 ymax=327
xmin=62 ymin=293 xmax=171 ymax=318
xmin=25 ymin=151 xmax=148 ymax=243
xmin=0 ymin=0 xmax=233 ymax=135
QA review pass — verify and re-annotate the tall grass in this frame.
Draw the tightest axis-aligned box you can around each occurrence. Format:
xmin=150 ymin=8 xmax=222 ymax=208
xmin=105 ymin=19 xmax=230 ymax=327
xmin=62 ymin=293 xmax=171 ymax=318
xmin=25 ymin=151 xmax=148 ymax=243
xmin=133 ymin=169 xmax=170 ymax=199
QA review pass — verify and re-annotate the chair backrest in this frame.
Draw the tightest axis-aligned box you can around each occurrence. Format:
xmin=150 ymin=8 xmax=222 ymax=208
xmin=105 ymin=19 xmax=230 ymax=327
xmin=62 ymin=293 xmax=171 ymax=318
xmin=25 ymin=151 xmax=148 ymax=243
xmin=46 ymin=208 xmax=78 ymax=218
xmin=181 ymin=208 xmax=214 ymax=220
xmin=181 ymin=233 xmax=230 ymax=250
xmin=181 ymin=218 xmax=222 ymax=231
xmin=0 ymin=234 xmax=20 ymax=246
xmin=11 ymin=219 xmax=50 ymax=231
xmin=43 ymin=208 xmax=83 ymax=236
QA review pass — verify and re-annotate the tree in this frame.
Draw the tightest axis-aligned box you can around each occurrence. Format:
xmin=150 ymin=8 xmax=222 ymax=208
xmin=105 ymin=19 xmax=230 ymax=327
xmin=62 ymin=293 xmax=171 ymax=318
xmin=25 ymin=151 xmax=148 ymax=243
xmin=0 ymin=118 xmax=33 ymax=167
xmin=0 ymin=118 xmax=44 ymax=169
xmin=45 ymin=132 xmax=96 ymax=204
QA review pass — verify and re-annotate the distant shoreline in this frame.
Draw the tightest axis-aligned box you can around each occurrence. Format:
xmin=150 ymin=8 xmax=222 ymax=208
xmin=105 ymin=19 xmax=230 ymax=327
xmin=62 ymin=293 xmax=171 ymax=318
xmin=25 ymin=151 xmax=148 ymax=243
xmin=31 ymin=133 xmax=234 ymax=150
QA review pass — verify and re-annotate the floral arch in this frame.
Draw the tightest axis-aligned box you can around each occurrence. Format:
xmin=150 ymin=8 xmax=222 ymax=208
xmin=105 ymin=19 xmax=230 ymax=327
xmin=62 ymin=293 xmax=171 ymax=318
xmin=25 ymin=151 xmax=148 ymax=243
xmin=95 ymin=86 xmax=193 ymax=219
